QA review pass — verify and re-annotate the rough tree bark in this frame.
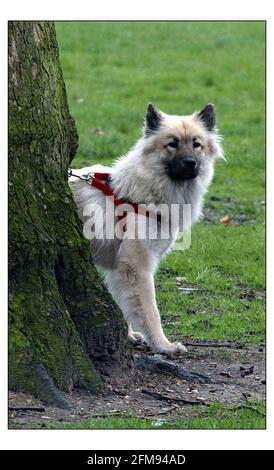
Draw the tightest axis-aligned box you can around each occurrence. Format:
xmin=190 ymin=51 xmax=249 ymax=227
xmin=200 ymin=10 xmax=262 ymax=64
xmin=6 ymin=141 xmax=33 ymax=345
xmin=8 ymin=21 xmax=132 ymax=407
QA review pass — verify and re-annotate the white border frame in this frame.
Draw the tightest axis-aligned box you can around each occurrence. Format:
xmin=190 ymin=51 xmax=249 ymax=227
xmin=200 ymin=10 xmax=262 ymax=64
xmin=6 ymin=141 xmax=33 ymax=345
xmin=1 ymin=0 xmax=272 ymax=450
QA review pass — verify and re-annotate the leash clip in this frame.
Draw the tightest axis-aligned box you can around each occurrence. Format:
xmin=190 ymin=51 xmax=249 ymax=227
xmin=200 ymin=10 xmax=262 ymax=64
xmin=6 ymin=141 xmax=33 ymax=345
xmin=83 ymin=172 xmax=95 ymax=184
xmin=79 ymin=173 xmax=95 ymax=183
xmin=68 ymin=168 xmax=95 ymax=184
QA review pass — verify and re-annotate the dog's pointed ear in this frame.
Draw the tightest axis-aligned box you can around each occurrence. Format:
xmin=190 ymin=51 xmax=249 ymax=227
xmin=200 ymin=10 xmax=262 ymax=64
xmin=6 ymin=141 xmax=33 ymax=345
xmin=197 ymin=103 xmax=216 ymax=131
xmin=145 ymin=103 xmax=163 ymax=135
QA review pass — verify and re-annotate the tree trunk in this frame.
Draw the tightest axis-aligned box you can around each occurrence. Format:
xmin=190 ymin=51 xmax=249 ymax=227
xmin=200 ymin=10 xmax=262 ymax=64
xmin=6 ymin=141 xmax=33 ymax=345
xmin=8 ymin=21 xmax=132 ymax=408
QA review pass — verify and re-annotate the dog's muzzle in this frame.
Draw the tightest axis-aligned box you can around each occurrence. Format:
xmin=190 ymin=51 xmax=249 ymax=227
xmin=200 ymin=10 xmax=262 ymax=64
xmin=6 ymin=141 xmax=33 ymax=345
xmin=165 ymin=156 xmax=199 ymax=181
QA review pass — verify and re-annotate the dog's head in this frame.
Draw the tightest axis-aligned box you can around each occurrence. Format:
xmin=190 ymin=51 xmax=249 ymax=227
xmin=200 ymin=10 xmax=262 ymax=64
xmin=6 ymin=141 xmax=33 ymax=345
xmin=142 ymin=103 xmax=223 ymax=182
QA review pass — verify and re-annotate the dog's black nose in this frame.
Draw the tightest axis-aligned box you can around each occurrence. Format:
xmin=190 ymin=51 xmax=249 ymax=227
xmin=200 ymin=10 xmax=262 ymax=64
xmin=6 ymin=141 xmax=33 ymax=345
xmin=183 ymin=157 xmax=197 ymax=170
xmin=165 ymin=155 xmax=199 ymax=181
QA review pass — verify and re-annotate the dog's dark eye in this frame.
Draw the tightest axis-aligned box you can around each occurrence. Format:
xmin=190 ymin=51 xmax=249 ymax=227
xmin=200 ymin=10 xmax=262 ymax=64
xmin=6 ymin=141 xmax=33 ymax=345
xmin=168 ymin=141 xmax=179 ymax=149
xmin=193 ymin=141 xmax=201 ymax=148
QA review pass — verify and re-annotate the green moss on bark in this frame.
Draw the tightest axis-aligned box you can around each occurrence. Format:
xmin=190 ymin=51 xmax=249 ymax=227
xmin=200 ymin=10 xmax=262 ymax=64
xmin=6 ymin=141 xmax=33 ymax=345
xmin=8 ymin=21 xmax=132 ymax=406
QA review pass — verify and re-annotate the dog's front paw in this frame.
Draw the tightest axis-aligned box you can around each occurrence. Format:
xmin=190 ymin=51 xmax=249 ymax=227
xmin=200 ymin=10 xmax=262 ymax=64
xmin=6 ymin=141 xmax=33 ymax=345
xmin=156 ymin=341 xmax=188 ymax=355
xmin=172 ymin=341 xmax=188 ymax=354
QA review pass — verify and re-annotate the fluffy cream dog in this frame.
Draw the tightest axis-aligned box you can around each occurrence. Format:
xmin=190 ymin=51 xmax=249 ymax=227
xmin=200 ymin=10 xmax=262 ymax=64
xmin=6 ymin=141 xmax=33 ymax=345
xmin=69 ymin=103 xmax=223 ymax=354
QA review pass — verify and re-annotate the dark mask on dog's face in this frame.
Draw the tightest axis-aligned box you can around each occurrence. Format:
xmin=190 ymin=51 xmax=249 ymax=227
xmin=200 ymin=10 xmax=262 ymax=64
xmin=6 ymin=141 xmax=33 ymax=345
xmin=143 ymin=103 xmax=221 ymax=182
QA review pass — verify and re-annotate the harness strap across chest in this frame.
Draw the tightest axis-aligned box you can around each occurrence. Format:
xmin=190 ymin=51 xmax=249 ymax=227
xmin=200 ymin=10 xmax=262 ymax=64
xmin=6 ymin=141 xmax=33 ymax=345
xmin=68 ymin=169 xmax=161 ymax=223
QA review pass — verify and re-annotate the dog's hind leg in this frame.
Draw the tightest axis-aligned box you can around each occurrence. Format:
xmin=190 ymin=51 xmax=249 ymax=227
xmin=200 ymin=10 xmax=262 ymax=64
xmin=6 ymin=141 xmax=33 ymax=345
xmin=105 ymin=240 xmax=187 ymax=355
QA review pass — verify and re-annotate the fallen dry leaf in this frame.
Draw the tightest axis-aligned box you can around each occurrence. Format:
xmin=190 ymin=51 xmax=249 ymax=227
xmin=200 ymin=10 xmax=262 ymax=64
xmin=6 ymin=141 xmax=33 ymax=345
xmin=219 ymin=214 xmax=234 ymax=225
xmin=240 ymin=366 xmax=254 ymax=377
xmin=220 ymin=372 xmax=232 ymax=378
xmin=242 ymin=392 xmax=252 ymax=399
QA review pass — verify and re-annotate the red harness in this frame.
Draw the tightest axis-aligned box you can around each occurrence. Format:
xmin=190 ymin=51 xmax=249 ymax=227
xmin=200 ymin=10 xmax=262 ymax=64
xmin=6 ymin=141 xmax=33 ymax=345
xmin=69 ymin=170 xmax=161 ymax=223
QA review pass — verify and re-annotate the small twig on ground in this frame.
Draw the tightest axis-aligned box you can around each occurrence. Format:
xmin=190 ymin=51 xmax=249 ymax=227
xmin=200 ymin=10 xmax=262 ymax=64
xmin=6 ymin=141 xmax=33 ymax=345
xmin=78 ymin=411 xmax=124 ymax=419
xmin=229 ymin=404 xmax=266 ymax=417
xmin=141 ymin=389 xmax=207 ymax=406
xmin=143 ymin=406 xmax=179 ymax=417
xmin=80 ymin=407 xmax=179 ymax=420
xmin=8 ymin=406 xmax=46 ymax=412
xmin=183 ymin=340 xmax=242 ymax=349
xmin=229 ymin=399 xmax=266 ymax=416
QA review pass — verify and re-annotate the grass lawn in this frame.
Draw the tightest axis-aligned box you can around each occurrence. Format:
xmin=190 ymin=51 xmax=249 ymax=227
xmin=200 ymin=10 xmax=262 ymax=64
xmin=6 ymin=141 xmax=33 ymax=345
xmin=55 ymin=21 xmax=265 ymax=428
xmin=50 ymin=402 xmax=265 ymax=430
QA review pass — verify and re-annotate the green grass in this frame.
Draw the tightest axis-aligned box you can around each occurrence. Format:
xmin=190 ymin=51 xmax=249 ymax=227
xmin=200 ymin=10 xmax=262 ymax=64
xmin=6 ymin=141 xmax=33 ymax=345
xmin=51 ymin=403 xmax=265 ymax=430
xmin=55 ymin=21 xmax=265 ymax=428
xmin=158 ymin=222 xmax=265 ymax=344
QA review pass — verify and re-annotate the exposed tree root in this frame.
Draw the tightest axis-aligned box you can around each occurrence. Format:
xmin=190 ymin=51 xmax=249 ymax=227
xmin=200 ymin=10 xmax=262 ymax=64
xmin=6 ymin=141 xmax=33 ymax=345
xmin=134 ymin=353 xmax=212 ymax=384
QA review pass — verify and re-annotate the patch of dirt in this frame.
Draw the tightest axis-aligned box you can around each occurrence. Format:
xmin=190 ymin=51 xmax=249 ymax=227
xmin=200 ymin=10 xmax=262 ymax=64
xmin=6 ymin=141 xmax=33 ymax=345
xmin=203 ymin=197 xmax=257 ymax=225
xmin=8 ymin=341 xmax=265 ymax=429
xmin=238 ymin=287 xmax=265 ymax=301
